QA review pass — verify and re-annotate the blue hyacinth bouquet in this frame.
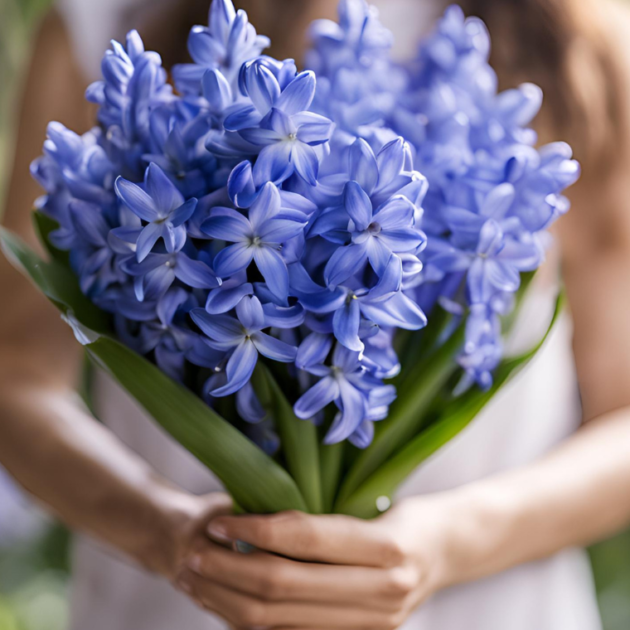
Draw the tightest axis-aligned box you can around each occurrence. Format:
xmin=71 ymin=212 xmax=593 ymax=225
xmin=0 ymin=0 xmax=579 ymax=517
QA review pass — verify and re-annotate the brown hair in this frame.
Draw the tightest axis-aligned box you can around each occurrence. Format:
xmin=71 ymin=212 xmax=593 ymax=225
xmin=135 ymin=0 xmax=628 ymax=173
xmin=460 ymin=0 xmax=628 ymax=173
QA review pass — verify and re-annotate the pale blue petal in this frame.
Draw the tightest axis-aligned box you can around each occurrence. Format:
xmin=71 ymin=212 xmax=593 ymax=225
xmin=347 ymin=138 xmax=378 ymax=194
xmin=190 ymin=308 xmax=244 ymax=343
xmin=202 ymin=68 xmax=232 ymax=113
xmin=146 ymin=163 xmax=184 ymax=214
xmin=262 ymin=303 xmax=305 ymax=328
xmin=333 ymin=298 xmax=363 ymax=352
xmin=268 ymin=108 xmax=296 ymax=137
xmin=211 ymin=340 xmax=259 ymax=397
xmin=236 ymin=381 xmax=266 ymax=423
xmin=249 ymin=181 xmax=280 ymax=228
xmin=290 ymin=142 xmax=319 ymax=186
xmin=344 ymin=181 xmax=372 ymax=231
xmin=296 ymin=332 xmax=333 ymax=369
xmin=202 ymin=210 xmax=251 ymax=241
xmin=259 ymin=218 xmax=305 ymax=243
xmin=213 ymin=242 xmax=254 ymax=277
xmin=253 ymin=247 xmax=289 ymax=299
xmin=115 ymin=177 xmax=158 ymax=222
xmin=295 ymin=112 xmax=334 ymax=146
xmin=236 ymin=295 xmax=265 ymax=331
xmin=294 ymin=376 xmax=339 ymax=420
xmin=324 ymin=380 xmax=366 ymax=443
xmin=136 ymin=222 xmax=167 ymax=262
xmin=205 ymin=283 xmax=253 ymax=314
xmin=251 ymin=331 xmax=297 ymax=362
xmin=275 ymin=71 xmax=316 ymax=115
xmin=252 ymin=142 xmax=293 ymax=186
xmin=238 ymin=127 xmax=283 ymax=146
xmin=324 ymin=242 xmax=368 ymax=287
xmin=175 ymin=252 xmax=220 ymax=289
xmin=170 ymin=198 xmax=198 ymax=227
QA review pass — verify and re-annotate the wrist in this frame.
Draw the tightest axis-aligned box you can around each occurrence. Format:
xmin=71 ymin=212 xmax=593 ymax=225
xmin=427 ymin=483 xmax=518 ymax=589
xmin=132 ymin=480 xmax=201 ymax=579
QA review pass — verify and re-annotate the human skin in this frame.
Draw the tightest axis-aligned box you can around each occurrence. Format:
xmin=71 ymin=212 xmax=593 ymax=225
xmin=4 ymin=3 xmax=630 ymax=629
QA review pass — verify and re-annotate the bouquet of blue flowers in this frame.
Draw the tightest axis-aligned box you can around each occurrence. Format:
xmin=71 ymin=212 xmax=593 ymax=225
xmin=0 ymin=0 xmax=579 ymax=518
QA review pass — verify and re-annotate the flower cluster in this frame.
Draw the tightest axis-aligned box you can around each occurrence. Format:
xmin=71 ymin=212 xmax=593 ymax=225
xmin=387 ymin=5 xmax=580 ymax=390
xmin=31 ymin=0 xmax=578 ymax=450
xmin=32 ymin=0 xmax=428 ymax=449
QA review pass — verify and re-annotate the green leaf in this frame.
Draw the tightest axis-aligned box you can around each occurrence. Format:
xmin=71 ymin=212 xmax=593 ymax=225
xmin=87 ymin=337 xmax=308 ymax=514
xmin=335 ymin=291 xmax=565 ymax=518
xmin=0 ymin=226 xmax=110 ymax=333
xmin=32 ymin=211 xmax=70 ymax=265
xmin=334 ymin=325 xmax=465 ymax=510
xmin=320 ymin=441 xmax=344 ymax=513
xmin=252 ymin=364 xmax=323 ymax=513
xmin=1 ymin=226 xmax=308 ymax=514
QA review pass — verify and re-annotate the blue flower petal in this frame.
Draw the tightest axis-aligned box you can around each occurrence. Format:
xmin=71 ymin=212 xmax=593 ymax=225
xmin=202 ymin=209 xmax=250 ymax=241
xmin=205 ymin=283 xmax=253 ymax=314
xmin=324 ymin=242 xmax=368 ymax=287
xmin=253 ymin=246 xmax=289 ymax=300
xmin=251 ymin=331 xmax=297 ymax=362
xmin=296 ymin=332 xmax=333 ymax=369
xmin=347 ymin=138 xmax=378 ymax=194
xmin=174 ymin=252 xmax=220 ymax=289
xmin=236 ymin=295 xmax=266 ymax=331
xmin=190 ymin=308 xmax=244 ymax=343
xmin=211 ymin=339 xmax=259 ymax=397
xmin=115 ymin=177 xmax=158 ymax=222
xmin=146 ymin=163 xmax=185 ymax=214
xmin=290 ymin=143 xmax=319 ymax=186
xmin=333 ymin=298 xmax=363 ymax=352
xmin=213 ymin=242 xmax=254 ymax=277
xmin=275 ymin=71 xmax=316 ymax=115
xmin=294 ymin=375 xmax=339 ymax=420
xmin=202 ymin=68 xmax=233 ymax=113
xmin=236 ymin=381 xmax=267 ymax=423
xmin=344 ymin=181 xmax=372 ymax=231
xmin=136 ymin=222 xmax=167 ymax=262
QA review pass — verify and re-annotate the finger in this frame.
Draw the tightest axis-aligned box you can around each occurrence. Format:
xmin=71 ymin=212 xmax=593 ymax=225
xmin=186 ymin=542 xmax=418 ymax=610
xmin=207 ymin=510 xmax=403 ymax=567
xmin=177 ymin=569 xmax=406 ymax=630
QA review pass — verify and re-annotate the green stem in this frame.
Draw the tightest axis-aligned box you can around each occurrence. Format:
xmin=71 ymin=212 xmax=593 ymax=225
xmin=320 ymin=441 xmax=344 ymax=513
xmin=334 ymin=327 xmax=464 ymax=511
xmin=253 ymin=365 xmax=323 ymax=514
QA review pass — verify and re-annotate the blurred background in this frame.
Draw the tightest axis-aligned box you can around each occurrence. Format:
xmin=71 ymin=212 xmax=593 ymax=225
xmin=0 ymin=0 xmax=630 ymax=629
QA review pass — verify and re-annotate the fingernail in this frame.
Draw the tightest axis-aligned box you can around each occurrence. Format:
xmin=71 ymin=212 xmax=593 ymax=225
xmin=234 ymin=540 xmax=256 ymax=554
xmin=187 ymin=554 xmax=202 ymax=573
xmin=207 ymin=522 xmax=231 ymax=543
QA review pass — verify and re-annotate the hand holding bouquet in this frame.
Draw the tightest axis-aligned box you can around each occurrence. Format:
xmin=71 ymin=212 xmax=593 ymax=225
xmin=1 ymin=0 xmax=579 ymax=520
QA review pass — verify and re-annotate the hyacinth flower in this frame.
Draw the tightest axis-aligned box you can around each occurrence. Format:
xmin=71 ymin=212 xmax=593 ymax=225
xmin=202 ymin=183 xmax=307 ymax=299
xmin=222 ymin=61 xmax=335 ymax=185
xmin=115 ymin=163 xmax=198 ymax=262
xmin=322 ymin=181 xmax=425 ymax=287
xmin=68 ymin=200 xmax=125 ymax=296
xmin=190 ymin=295 xmax=297 ymax=396
xmin=86 ymin=31 xmax=172 ymax=174
xmin=172 ymin=0 xmax=270 ymax=94
xmin=122 ymin=249 xmax=219 ymax=302
xmin=294 ymin=343 xmax=396 ymax=447
xmin=137 ymin=287 xmax=199 ymax=381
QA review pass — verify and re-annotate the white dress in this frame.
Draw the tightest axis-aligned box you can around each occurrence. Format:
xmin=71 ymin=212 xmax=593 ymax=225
xmin=57 ymin=1 xmax=603 ymax=628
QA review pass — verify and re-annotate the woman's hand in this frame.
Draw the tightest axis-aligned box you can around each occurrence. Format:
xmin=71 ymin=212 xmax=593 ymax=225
xmin=175 ymin=495 xmax=458 ymax=630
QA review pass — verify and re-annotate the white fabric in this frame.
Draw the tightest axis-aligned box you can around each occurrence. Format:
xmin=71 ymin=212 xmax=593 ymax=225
xmin=57 ymin=0 xmax=603 ymax=628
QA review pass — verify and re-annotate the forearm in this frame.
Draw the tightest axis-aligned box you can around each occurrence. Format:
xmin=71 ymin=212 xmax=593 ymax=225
xmin=0 ymin=377 xmax=195 ymax=576
xmin=434 ymin=408 xmax=630 ymax=587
